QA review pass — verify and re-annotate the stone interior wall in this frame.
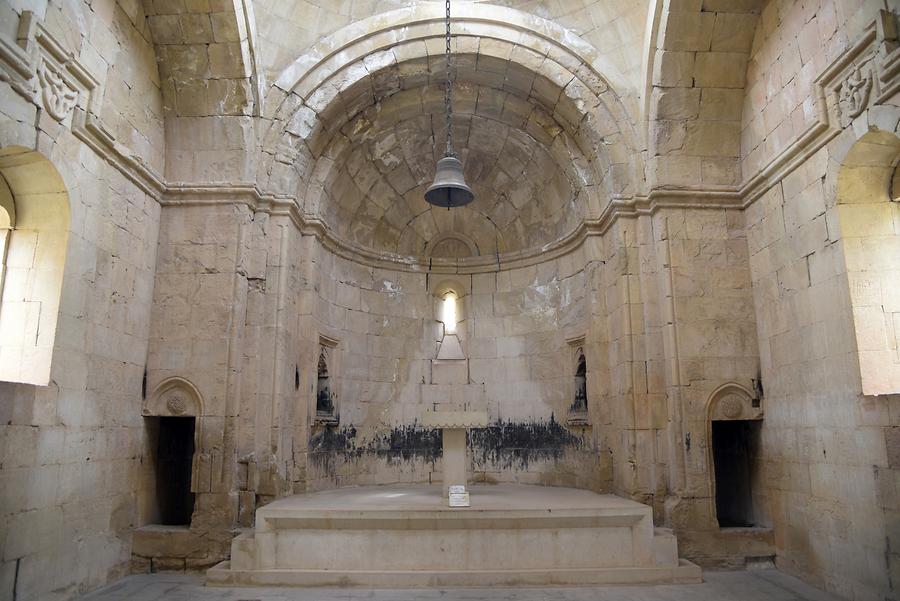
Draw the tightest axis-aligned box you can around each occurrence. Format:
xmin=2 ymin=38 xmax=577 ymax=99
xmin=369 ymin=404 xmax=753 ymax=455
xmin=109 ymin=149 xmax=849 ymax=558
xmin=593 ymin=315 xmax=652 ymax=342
xmin=739 ymin=0 xmax=899 ymax=599
xmin=139 ymin=205 xmax=308 ymax=570
xmin=0 ymin=0 xmax=164 ymax=598
xmin=596 ymin=208 xmax=762 ymax=532
xmin=0 ymin=1 xmax=898 ymax=600
xmin=302 ymin=241 xmax=610 ymax=492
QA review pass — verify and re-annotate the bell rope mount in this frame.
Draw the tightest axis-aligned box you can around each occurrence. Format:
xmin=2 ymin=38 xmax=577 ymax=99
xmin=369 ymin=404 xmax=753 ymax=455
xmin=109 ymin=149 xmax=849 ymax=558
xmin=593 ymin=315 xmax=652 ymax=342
xmin=424 ymin=0 xmax=475 ymax=209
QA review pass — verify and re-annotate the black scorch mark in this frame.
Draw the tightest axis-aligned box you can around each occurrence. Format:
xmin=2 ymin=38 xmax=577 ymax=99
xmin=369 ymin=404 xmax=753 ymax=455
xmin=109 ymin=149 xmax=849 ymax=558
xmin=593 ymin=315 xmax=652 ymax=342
xmin=309 ymin=423 xmax=441 ymax=469
xmin=309 ymin=415 xmax=588 ymax=472
xmin=470 ymin=414 xmax=587 ymax=470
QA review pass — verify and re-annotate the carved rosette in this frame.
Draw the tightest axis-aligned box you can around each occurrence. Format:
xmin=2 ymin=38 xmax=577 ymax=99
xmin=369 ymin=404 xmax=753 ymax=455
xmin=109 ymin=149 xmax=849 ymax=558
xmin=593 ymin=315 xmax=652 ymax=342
xmin=166 ymin=393 xmax=187 ymax=415
xmin=719 ymin=395 xmax=744 ymax=419
xmin=709 ymin=386 xmax=762 ymax=421
xmin=143 ymin=377 xmax=202 ymax=417
xmin=37 ymin=60 xmax=78 ymax=122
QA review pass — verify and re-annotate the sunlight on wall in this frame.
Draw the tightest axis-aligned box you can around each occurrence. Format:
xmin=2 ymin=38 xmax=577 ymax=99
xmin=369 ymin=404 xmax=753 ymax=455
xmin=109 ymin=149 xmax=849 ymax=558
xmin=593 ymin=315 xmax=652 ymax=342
xmin=0 ymin=147 xmax=70 ymax=385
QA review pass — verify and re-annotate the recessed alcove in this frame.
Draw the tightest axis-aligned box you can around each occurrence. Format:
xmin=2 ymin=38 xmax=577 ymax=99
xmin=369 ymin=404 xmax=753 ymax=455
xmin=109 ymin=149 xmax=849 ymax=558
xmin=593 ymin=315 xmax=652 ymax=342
xmin=711 ymin=419 xmax=761 ymax=528
xmin=139 ymin=378 xmax=203 ymax=528
xmin=706 ymin=385 xmax=767 ymax=531
xmin=145 ymin=416 xmax=196 ymax=526
xmin=314 ymin=335 xmax=340 ymax=425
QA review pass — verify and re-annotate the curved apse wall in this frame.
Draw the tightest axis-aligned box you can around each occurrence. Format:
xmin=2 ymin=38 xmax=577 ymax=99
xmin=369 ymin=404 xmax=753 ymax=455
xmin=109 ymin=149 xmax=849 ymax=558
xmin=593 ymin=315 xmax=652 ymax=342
xmin=305 ymin=53 xmax=603 ymax=260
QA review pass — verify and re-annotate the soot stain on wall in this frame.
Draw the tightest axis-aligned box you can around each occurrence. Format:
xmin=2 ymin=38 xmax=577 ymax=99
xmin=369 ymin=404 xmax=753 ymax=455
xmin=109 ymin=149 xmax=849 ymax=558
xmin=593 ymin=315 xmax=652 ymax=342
xmin=470 ymin=415 xmax=588 ymax=470
xmin=309 ymin=415 xmax=588 ymax=474
xmin=309 ymin=423 xmax=442 ymax=471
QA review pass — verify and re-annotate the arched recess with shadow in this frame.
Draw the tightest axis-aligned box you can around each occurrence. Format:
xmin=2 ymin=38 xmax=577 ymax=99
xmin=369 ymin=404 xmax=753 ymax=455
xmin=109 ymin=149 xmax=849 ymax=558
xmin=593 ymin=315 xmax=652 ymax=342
xmin=140 ymin=377 xmax=204 ymax=526
xmin=706 ymin=383 xmax=766 ymax=528
xmin=0 ymin=146 xmax=70 ymax=386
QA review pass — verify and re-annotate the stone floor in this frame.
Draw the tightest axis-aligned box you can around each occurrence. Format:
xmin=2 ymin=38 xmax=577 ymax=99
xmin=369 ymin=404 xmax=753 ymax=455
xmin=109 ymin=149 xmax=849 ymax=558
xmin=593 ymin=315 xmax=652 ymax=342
xmin=77 ymin=569 xmax=844 ymax=601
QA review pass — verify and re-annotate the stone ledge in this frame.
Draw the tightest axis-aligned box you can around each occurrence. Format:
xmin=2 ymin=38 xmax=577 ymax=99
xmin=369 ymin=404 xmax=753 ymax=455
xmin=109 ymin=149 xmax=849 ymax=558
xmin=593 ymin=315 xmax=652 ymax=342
xmin=133 ymin=525 xmax=201 ymax=558
xmin=678 ymin=527 xmax=775 ymax=569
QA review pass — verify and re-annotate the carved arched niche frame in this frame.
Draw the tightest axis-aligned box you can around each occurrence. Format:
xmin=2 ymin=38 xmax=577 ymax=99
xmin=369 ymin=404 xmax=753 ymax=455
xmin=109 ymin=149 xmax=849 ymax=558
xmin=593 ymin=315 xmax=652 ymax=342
xmin=566 ymin=335 xmax=590 ymax=426
xmin=140 ymin=377 xmax=204 ymax=525
xmin=707 ymin=383 xmax=762 ymax=422
xmin=430 ymin=277 xmax=469 ymax=339
xmin=705 ymin=383 xmax=764 ymax=528
xmin=314 ymin=333 xmax=340 ymax=425
xmin=143 ymin=376 xmax=203 ymax=418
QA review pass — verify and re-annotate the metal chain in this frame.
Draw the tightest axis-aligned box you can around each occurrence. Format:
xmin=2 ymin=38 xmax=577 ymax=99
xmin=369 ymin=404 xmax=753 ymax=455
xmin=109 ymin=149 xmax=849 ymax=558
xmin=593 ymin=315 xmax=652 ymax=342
xmin=444 ymin=0 xmax=454 ymax=157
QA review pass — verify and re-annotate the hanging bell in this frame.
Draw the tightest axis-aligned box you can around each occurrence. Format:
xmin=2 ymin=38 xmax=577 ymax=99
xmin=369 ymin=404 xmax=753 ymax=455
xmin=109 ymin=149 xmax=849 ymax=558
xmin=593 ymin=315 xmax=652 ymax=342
xmin=425 ymin=155 xmax=474 ymax=208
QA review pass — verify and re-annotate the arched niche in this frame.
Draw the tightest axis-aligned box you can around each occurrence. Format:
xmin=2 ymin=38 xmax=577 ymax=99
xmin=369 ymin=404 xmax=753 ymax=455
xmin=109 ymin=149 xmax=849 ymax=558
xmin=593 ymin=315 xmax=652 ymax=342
xmin=427 ymin=232 xmax=480 ymax=259
xmin=428 ymin=279 xmax=468 ymax=382
xmin=0 ymin=146 xmax=70 ymax=386
xmin=835 ymin=127 xmax=900 ymax=396
xmin=143 ymin=376 xmax=203 ymax=417
xmin=707 ymin=383 xmax=762 ymax=422
xmin=316 ymin=348 xmax=334 ymax=416
xmin=706 ymin=383 xmax=764 ymax=529
xmin=140 ymin=377 xmax=203 ymax=526
xmin=566 ymin=335 xmax=590 ymax=426
xmin=314 ymin=333 xmax=340 ymax=425
xmin=430 ymin=278 xmax=468 ymax=337
xmin=430 ymin=277 xmax=469 ymax=300
xmin=572 ymin=348 xmax=588 ymax=413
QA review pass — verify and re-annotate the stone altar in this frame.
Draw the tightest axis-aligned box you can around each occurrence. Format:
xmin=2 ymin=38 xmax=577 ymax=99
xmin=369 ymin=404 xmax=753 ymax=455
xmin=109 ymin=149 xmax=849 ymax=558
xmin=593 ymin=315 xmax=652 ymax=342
xmin=420 ymin=410 xmax=489 ymax=498
xmin=207 ymin=483 xmax=701 ymax=587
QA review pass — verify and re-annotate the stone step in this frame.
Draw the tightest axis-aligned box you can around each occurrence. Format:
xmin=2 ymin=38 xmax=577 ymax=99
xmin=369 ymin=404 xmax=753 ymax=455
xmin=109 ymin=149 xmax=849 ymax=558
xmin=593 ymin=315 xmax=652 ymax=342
xmin=207 ymin=484 xmax=701 ymax=587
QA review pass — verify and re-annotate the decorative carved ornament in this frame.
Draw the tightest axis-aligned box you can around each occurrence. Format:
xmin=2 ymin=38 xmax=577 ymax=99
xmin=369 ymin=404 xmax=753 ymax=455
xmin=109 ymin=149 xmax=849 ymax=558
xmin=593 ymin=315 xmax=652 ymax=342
xmin=742 ymin=10 xmax=900 ymax=206
xmin=144 ymin=377 xmax=203 ymax=417
xmin=37 ymin=59 xmax=77 ymax=121
xmin=0 ymin=11 xmax=164 ymax=198
xmin=719 ymin=394 xmax=744 ymax=419
xmin=836 ymin=61 xmax=874 ymax=126
xmin=823 ymin=11 xmax=899 ymax=129
xmin=708 ymin=384 xmax=762 ymax=421
xmin=165 ymin=393 xmax=188 ymax=415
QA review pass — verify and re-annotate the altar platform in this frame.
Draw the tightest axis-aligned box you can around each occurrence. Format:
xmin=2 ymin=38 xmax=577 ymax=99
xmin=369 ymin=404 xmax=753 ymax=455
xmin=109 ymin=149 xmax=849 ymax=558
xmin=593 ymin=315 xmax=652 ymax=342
xmin=207 ymin=483 xmax=701 ymax=587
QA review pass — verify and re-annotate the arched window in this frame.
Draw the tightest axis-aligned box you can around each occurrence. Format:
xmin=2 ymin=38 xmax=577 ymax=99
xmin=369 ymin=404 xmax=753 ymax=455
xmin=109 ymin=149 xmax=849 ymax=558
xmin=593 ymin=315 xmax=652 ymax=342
xmin=0 ymin=147 xmax=70 ymax=385
xmin=836 ymin=130 xmax=900 ymax=394
xmin=441 ymin=291 xmax=458 ymax=334
xmin=0 ymin=174 xmax=13 ymax=298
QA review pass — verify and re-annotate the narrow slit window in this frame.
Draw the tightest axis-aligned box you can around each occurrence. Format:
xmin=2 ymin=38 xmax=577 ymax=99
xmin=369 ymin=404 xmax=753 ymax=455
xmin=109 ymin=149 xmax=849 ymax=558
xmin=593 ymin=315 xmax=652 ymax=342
xmin=442 ymin=292 xmax=457 ymax=334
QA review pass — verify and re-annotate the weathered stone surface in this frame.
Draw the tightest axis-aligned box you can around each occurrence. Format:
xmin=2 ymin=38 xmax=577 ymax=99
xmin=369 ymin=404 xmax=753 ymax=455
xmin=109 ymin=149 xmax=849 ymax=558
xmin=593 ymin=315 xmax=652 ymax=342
xmin=1 ymin=2 xmax=898 ymax=601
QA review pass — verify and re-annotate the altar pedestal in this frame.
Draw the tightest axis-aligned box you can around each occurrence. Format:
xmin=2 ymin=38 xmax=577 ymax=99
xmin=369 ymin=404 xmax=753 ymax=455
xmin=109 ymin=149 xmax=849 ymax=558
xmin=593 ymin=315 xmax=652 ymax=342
xmin=420 ymin=410 xmax=488 ymax=497
xmin=207 ymin=483 xmax=701 ymax=587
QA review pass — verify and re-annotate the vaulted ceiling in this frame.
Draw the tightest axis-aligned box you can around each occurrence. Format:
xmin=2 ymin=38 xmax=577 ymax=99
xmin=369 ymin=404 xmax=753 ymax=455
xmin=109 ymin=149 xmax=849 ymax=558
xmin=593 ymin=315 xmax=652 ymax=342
xmin=137 ymin=0 xmax=766 ymax=259
xmin=313 ymin=55 xmax=594 ymax=257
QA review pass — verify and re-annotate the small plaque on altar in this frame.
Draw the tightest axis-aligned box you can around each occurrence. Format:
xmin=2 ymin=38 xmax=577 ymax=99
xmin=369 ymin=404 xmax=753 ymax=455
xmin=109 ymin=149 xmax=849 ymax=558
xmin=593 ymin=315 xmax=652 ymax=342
xmin=449 ymin=485 xmax=466 ymax=494
xmin=449 ymin=492 xmax=470 ymax=507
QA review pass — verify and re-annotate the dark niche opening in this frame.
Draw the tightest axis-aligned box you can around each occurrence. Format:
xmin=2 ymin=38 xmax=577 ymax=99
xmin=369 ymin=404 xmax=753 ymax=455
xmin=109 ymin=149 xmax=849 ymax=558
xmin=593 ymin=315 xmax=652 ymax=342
xmin=150 ymin=416 xmax=196 ymax=525
xmin=316 ymin=350 xmax=334 ymax=416
xmin=712 ymin=419 xmax=761 ymax=527
xmin=571 ymin=352 xmax=587 ymax=413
